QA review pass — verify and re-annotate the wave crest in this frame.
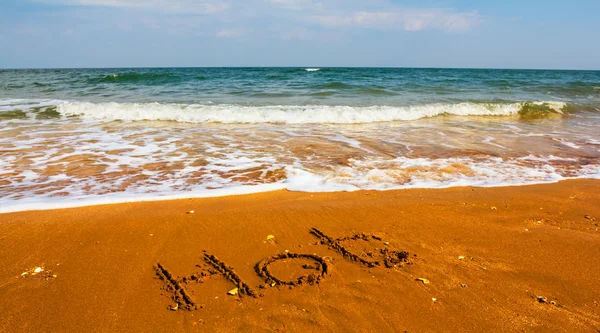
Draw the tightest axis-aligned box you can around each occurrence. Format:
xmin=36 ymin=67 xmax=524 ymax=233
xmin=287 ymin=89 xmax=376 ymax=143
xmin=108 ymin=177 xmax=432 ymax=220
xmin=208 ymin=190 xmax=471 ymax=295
xmin=55 ymin=101 xmax=567 ymax=124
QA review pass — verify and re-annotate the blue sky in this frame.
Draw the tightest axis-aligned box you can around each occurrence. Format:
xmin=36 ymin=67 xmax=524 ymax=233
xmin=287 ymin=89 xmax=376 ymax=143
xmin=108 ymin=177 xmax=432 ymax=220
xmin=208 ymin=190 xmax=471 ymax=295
xmin=1 ymin=0 xmax=599 ymax=69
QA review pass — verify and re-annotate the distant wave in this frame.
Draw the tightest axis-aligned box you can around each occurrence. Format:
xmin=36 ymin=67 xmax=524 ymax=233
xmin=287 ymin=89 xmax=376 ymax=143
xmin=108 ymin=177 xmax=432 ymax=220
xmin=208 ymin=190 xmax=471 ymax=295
xmin=305 ymin=68 xmax=320 ymax=72
xmin=53 ymin=101 xmax=568 ymax=124
xmin=92 ymin=72 xmax=181 ymax=84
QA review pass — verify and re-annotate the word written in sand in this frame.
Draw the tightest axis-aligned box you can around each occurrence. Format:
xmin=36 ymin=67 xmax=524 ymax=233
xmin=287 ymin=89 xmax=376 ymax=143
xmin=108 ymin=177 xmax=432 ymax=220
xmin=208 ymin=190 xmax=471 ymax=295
xmin=154 ymin=228 xmax=414 ymax=311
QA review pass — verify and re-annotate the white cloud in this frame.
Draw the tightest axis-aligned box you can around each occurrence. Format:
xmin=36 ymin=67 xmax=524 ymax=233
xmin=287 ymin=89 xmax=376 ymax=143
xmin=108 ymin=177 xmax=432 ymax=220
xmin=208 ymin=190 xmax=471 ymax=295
xmin=34 ymin=0 xmax=229 ymax=14
xmin=311 ymin=8 xmax=481 ymax=33
xmin=29 ymin=0 xmax=482 ymax=39
xmin=215 ymin=29 xmax=243 ymax=38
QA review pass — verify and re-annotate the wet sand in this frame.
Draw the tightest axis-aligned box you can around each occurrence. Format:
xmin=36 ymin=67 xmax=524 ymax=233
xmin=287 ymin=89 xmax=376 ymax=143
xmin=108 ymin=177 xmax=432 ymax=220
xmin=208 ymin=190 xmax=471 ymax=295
xmin=1 ymin=179 xmax=599 ymax=332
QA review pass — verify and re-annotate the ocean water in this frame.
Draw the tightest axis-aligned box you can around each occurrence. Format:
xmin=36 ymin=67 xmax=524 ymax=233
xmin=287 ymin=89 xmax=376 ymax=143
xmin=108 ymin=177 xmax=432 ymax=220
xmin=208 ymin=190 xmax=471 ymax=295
xmin=1 ymin=67 xmax=599 ymax=212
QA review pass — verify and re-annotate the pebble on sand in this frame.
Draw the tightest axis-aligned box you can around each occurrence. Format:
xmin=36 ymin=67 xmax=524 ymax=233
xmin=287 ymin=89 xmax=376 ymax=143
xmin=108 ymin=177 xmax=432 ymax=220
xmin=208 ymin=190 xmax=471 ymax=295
xmin=416 ymin=278 xmax=430 ymax=285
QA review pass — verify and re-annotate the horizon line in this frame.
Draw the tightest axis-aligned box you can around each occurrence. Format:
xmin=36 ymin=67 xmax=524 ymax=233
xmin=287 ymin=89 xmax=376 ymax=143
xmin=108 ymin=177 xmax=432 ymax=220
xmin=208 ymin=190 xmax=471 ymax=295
xmin=1 ymin=66 xmax=599 ymax=71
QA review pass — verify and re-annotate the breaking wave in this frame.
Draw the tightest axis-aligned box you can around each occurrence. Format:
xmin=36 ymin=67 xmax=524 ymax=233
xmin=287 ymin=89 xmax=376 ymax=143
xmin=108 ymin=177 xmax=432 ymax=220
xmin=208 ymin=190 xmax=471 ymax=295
xmin=54 ymin=101 xmax=568 ymax=124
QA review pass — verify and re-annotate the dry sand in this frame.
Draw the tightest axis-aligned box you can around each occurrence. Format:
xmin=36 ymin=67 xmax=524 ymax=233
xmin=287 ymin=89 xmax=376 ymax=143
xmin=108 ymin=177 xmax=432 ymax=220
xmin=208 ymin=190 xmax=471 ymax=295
xmin=1 ymin=179 xmax=599 ymax=332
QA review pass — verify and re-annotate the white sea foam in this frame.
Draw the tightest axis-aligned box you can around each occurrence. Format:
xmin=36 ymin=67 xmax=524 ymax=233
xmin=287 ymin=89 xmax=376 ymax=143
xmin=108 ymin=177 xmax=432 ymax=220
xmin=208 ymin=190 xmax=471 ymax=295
xmin=324 ymin=134 xmax=373 ymax=153
xmin=482 ymin=136 xmax=507 ymax=149
xmin=284 ymin=156 xmax=600 ymax=192
xmin=0 ymin=183 xmax=287 ymax=214
xmin=552 ymin=138 xmax=581 ymax=149
xmin=54 ymin=101 xmax=566 ymax=124
xmin=585 ymin=139 xmax=600 ymax=145
xmin=3 ymin=154 xmax=598 ymax=214
xmin=305 ymin=68 xmax=321 ymax=72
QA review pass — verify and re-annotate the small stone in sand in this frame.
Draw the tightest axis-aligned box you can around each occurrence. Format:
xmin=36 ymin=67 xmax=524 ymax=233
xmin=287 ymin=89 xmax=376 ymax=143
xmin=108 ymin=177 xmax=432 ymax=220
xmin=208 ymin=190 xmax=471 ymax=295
xmin=228 ymin=288 xmax=239 ymax=296
xmin=491 ymin=206 xmax=497 ymax=210
xmin=458 ymin=256 xmax=465 ymax=260
xmin=537 ymin=296 xmax=547 ymax=303
xmin=169 ymin=304 xmax=178 ymax=311
xmin=416 ymin=278 xmax=430 ymax=285
xmin=186 ymin=210 xmax=194 ymax=214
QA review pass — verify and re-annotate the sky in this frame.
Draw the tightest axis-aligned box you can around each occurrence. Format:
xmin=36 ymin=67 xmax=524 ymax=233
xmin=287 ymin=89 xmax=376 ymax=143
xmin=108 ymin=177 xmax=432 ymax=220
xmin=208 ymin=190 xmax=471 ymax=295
xmin=0 ymin=0 xmax=599 ymax=69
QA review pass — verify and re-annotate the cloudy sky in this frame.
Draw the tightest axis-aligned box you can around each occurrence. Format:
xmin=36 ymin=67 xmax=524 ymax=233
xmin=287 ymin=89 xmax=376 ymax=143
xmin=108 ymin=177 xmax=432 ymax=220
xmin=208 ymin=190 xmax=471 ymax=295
xmin=1 ymin=0 xmax=599 ymax=69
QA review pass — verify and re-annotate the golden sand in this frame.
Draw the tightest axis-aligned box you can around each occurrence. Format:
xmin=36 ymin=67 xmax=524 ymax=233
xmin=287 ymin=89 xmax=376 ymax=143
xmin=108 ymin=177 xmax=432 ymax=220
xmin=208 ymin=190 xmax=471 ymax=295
xmin=1 ymin=179 xmax=599 ymax=332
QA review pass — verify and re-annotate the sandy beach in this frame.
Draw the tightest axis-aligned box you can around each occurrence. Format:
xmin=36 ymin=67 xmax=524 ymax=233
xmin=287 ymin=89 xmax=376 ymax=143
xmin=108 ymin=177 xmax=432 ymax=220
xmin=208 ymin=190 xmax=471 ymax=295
xmin=1 ymin=179 xmax=599 ymax=332
xmin=3 ymin=1 xmax=600 ymax=331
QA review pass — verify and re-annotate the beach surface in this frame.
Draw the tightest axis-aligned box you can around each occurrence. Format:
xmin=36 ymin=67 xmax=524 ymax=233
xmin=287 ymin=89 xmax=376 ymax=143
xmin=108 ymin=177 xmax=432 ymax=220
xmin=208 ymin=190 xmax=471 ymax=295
xmin=1 ymin=179 xmax=600 ymax=332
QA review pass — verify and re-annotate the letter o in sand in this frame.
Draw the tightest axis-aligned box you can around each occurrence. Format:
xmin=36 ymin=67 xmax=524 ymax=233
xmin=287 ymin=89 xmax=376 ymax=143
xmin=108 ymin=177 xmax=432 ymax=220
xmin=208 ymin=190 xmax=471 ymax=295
xmin=255 ymin=253 xmax=329 ymax=287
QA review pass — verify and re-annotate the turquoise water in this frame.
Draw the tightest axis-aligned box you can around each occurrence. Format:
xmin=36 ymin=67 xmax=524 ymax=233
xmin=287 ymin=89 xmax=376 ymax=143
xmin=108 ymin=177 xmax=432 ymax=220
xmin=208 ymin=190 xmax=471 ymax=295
xmin=0 ymin=68 xmax=599 ymax=212
xmin=1 ymin=67 xmax=599 ymax=107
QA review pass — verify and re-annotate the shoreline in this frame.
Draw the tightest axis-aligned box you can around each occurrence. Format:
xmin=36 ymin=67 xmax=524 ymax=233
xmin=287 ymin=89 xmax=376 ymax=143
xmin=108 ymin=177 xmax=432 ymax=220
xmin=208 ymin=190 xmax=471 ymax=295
xmin=1 ymin=179 xmax=599 ymax=332
xmin=2 ymin=177 xmax=599 ymax=215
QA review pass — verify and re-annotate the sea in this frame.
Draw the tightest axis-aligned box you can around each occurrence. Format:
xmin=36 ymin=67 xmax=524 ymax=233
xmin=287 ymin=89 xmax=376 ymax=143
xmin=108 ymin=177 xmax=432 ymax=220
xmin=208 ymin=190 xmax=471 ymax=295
xmin=1 ymin=67 xmax=599 ymax=212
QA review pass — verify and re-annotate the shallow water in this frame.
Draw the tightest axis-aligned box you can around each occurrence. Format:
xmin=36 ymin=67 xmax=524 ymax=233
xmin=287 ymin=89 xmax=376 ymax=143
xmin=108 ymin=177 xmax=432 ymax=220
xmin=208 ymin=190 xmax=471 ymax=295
xmin=1 ymin=68 xmax=599 ymax=212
